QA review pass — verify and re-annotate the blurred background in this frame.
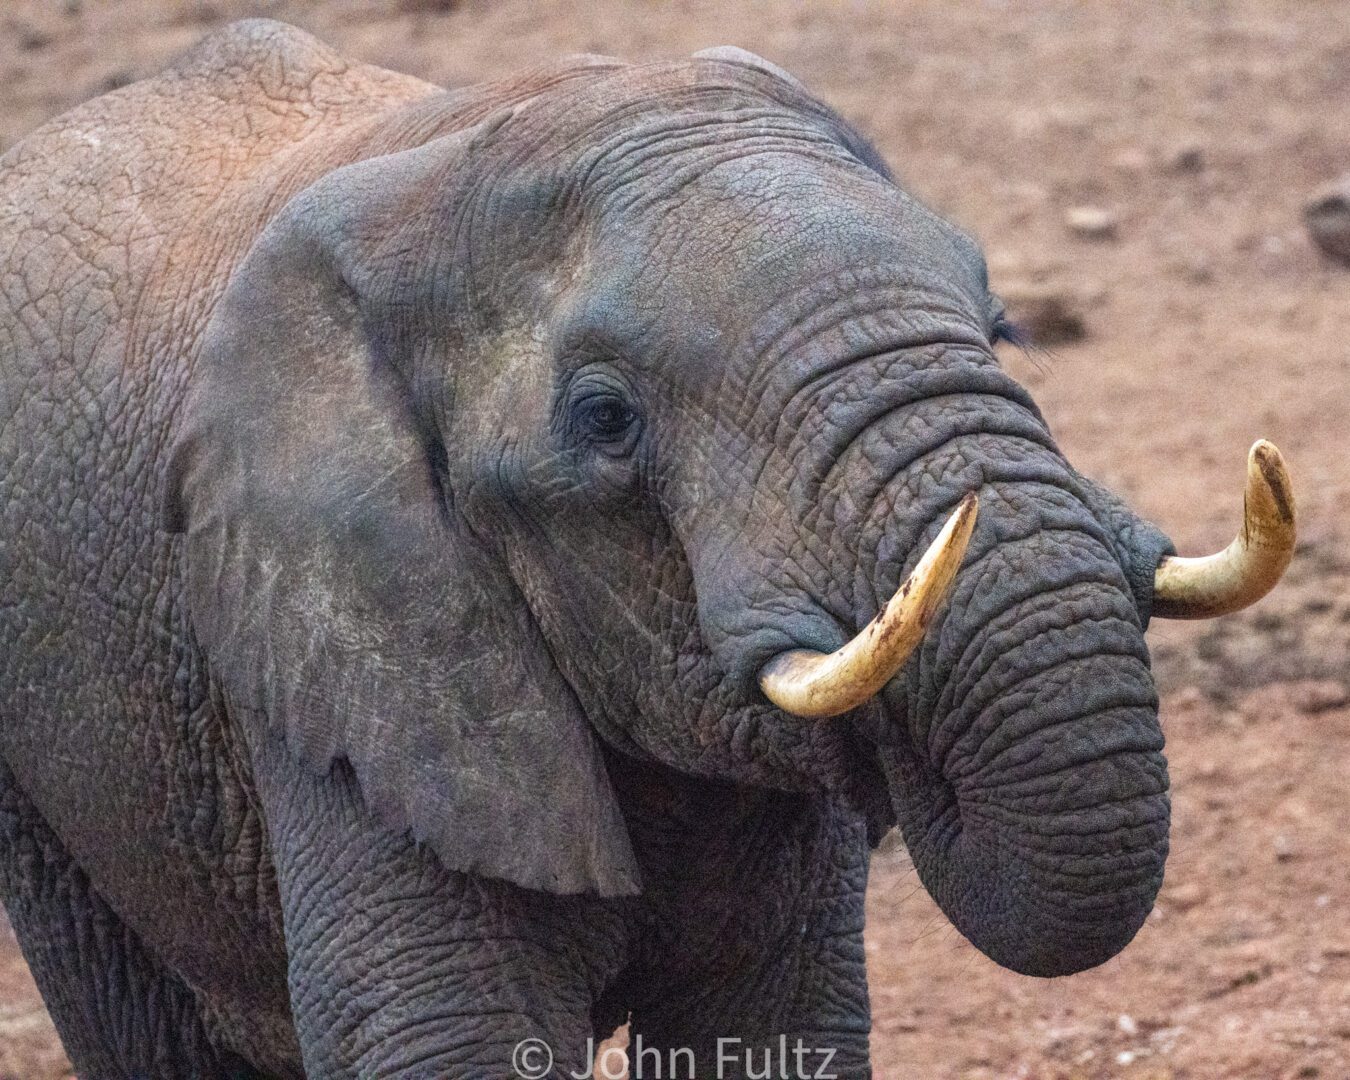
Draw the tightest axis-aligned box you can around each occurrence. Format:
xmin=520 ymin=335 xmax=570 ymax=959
xmin=1 ymin=2 xmax=1347 ymax=1077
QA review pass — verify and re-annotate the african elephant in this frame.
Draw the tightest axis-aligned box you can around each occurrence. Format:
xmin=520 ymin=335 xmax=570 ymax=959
xmin=0 ymin=20 xmax=1295 ymax=1080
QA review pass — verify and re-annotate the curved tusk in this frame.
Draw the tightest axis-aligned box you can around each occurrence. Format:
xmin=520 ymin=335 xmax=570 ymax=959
xmin=758 ymin=493 xmax=979 ymax=719
xmin=1153 ymin=439 xmax=1296 ymax=620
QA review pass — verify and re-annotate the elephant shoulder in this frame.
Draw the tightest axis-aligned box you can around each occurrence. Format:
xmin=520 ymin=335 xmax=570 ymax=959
xmin=160 ymin=19 xmax=434 ymax=119
xmin=0 ymin=20 xmax=436 ymax=246
xmin=0 ymin=21 xmax=437 ymax=387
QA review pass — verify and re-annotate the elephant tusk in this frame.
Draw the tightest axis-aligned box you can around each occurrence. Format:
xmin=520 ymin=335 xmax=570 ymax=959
xmin=758 ymin=493 xmax=979 ymax=719
xmin=1152 ymin=439 xmax=1296 ymax=620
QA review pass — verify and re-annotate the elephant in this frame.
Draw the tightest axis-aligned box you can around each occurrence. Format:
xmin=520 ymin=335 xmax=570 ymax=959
xmin=0 ymin=19 xmax=1296 ymax=1080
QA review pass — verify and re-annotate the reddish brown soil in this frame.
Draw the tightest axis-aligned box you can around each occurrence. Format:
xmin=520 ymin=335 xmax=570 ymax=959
xmin=1 ymin=2 xmax=1346 ymax=1078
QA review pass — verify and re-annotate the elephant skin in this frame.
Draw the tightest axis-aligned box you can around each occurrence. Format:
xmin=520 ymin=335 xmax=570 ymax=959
xmin=0 ymin=21 xmax=1178 ymax=1078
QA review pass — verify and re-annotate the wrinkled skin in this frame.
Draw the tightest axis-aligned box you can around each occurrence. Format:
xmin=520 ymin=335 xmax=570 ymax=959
xmin=0 ymin=21 xmax=1176 ymax=1079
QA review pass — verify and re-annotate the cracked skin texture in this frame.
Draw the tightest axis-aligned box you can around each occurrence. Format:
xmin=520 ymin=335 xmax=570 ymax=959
xmin=0 ymin=19 xmax=1174 ymax=1078
xmin=0 ymin=22 xmax=875 ymax=1077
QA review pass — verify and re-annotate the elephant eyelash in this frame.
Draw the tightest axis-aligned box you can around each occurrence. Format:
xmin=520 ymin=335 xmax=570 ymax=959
xmin=991 ymin=316 xmax=1029 ymax=348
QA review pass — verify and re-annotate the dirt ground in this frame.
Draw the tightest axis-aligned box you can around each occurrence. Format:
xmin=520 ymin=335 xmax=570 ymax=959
xmin=1 ymin=1 xmax=1347 ymax=1077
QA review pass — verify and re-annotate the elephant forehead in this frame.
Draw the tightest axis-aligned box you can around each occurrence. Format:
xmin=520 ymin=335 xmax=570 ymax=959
xmin=559 ymin=165 xmax=985 ymax=342
xmin=468 ymin=59 xmax=993 ymax=391
xmin=552 ymin=196 xmax=993 ymax=399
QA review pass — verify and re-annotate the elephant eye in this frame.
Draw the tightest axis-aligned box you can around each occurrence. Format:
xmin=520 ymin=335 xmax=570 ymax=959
xmin=572 ymin=390 xmax=640 ymax=452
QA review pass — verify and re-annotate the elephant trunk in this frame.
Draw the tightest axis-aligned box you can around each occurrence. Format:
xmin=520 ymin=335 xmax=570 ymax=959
xmin=876 ymin=520 xmax=1170 ymax=976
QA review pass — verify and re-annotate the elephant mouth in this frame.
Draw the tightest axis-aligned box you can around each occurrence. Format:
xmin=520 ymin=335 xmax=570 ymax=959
xmin=758 ymin=493 xmax=979 ymax=718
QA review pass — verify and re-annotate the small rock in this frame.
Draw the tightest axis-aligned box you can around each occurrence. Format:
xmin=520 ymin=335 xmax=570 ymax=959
xmin=17 ymin=25 xmax=54 ymax=51
xmin=1165 ymin=881 xmax=1208 ymax=911
xmin=999 ymin=283 xmax=1088 ymax=346
xmin=1304 ymin=176 xmax=1350 ymax=264
xmin=1117 ymin=1014 xmax=1139 ymax=1036
xmin=1165 ymin=143 xmax=1206 ymax=174
xmin=1273 ymin=833 xmax=1297 ymax=861
xmin=1289 ymin=679 xmax=1349 ymax=714
xmin=1116 ymin=1050 xmax=1137 ymax=1066
xmin=1065 ymin=205 xmax=1119 ymax=240
xmin=98 ymin=69 xmax=135 ymax=93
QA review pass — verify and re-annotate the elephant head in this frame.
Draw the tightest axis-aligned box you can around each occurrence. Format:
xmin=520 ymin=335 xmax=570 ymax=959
xmin=168 ymin=50 xmax=1294 ymax=977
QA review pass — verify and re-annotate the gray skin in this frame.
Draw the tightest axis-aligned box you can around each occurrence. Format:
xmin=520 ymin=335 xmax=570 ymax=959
xmin=0 ymin=21 xmax=1175 ymax=1079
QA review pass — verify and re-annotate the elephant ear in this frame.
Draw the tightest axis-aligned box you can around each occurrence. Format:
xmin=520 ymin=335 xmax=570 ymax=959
xmin=691 ymin=46 xmax=806 ymax=89
xmin=167 ymin=130 xmax=640 ymax=897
